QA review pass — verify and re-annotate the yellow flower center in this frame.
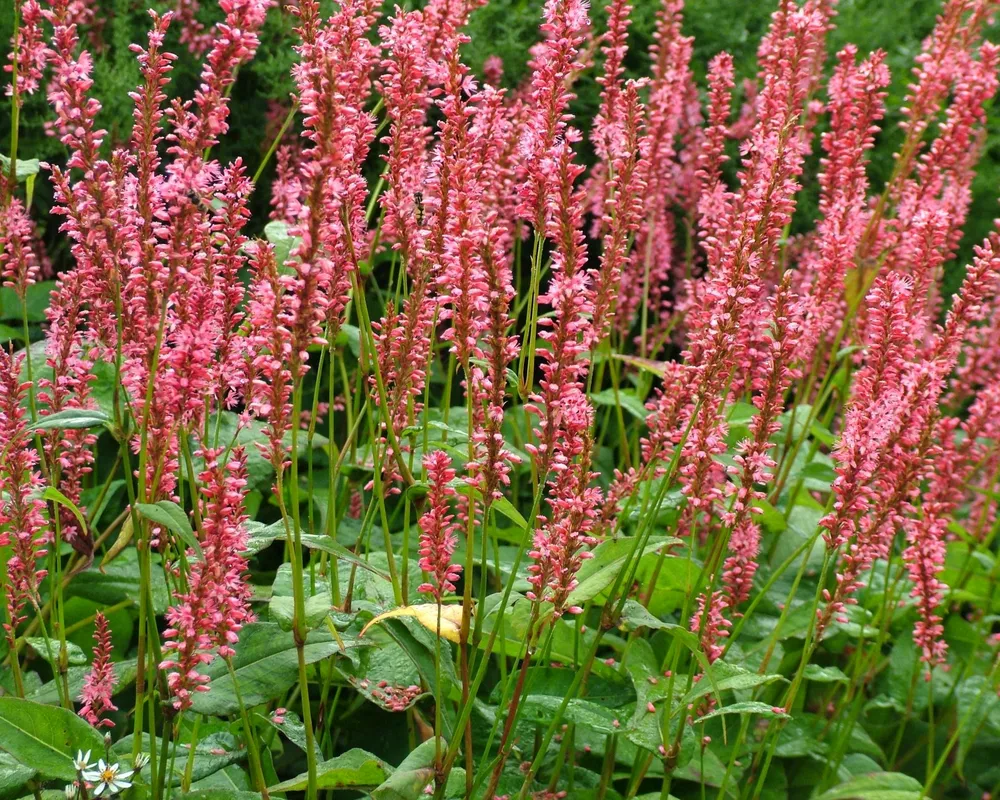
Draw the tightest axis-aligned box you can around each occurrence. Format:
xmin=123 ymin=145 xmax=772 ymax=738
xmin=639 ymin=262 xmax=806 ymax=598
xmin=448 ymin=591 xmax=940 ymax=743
xmin=101 ymin=769 xmax=115 ymax=782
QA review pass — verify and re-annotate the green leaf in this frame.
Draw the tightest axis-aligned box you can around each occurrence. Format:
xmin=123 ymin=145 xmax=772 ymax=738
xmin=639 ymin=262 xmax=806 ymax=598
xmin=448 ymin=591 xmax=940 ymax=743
xmin=956 ymin=676 xmax=999 ymax=777
xmin=114 ymin=733 xmax=242 ymax=787
xmin=0 ymin=697 xmax=104 ymax=781
xmin=803 ymin=665 xmax=849 ymax=684
xmin=814 ymin=772 xmax=923 ymax=800
xmin=269 ymin=591 xmax=334 ymax=632
xmin=0 ymin=751 xmax=36 ymax=795
xmin=243 ymin=520 xmax=284 ymax=556
xmin=590 ymin=388 xmax=649 ymax=421
xmin=796 ymin=460 xmax=837 ymax=486
xmin=492 ymin=495 xmax=528 ymax=530
xmin=263 ymin=220 xmax=301 ymax=267
xmin=26 ymin=660 xmax=138 ymax=707
xmin=187 ymin=765 xmax=252 ymax=792
xmin=189 ymin=623 xmax=359 ymax=716
xmin=521 ymin=696 xmax=621 ymax=735
xmin=0 ymin=155 xmax=40 ymax=182
xmin=268 ymin=749 xmax=391 ymax=793
xmin=41 ymin=487 xmax=89 ymax=541
xmin=177 ymin=791 xmax=261 ymax=800
xmin=135 ymin=501 xmax=200 ymax=556
xmin=3 ymin=283 xmax=54 ymax=324
xmin=371 ymin=739 xmax=443 ymax=800
xmin=299 ymin=534 xmax=390 ymax=578
xmin=692 ymin=701 xmax=789 ymax=723
xmin=619 ymin=600 xmax=714 ymax=689
xmin=29 ymin=408 xmax=110 ymax=432
xmin=568 ymin=538 xmax=678 ymax=607
xmin=24 ymin=637 xmax=87 ymax=666
xmin=612 ymin=353 xmax=669 ymax=377
xmin=68 ymin=549 xmax=170 ymax=615
xmin=681 ymin=661 xmax=785 ymax=707
xmin=255 ymin=709 xmax=322 ymax=761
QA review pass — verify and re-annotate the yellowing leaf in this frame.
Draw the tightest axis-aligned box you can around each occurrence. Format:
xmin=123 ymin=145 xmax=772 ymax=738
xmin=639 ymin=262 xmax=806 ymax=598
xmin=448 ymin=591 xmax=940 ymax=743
xmin=360 ymin=604 xmax=465 ymax=643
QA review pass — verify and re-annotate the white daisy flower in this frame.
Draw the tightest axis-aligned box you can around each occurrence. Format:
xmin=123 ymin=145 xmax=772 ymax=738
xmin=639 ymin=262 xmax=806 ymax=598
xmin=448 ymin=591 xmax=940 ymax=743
xmin=73 ymin=751 xmax=94 ymax=773
xmin=82 ymin=760 xmax=134 ymax=797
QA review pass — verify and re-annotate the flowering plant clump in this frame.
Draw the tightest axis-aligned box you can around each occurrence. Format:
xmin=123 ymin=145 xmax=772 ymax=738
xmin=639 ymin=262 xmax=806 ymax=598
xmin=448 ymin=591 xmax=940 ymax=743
xmin=5 ymin=0 xmax=1000 ymax=797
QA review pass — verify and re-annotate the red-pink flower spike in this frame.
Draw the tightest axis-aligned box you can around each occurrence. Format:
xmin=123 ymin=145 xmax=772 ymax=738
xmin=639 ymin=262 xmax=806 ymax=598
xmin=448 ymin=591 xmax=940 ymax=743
xmin=903 ymin=377 xmax=1000 ymax=667
xmin=592 ymin=0 xmax=634 ymax=164
xmin=38 ymin=272 xmax=97 ymax=549
xmin=468 ymin=221 xmax=521 ymax=504
xmin=0 ymin=198 xmax=40 ymax=299
xmin=678 ymin=4 xmax=824 ymax=533
xmin=723 ymin=274 xmax=800 ymax=608
xmin=437 ymin=50 xmax=490 ymax=371
xmin=417 ymin=451 xmax=462 ymax=600
xmin=592 ymin=82 xmax=647 ymax=344
xmin=166 ymin=0 xmax=271 ymax=188
xmin=617 ymin=0 xmax=691 ymax=338
xmin=887 ymin=42 xmax=1000 ymax=303
xmin=797 ymin=47 xmax=889 ymax=366
xmin=245 ymin=244 xmax=293 ymax=472
xmin=525 ymin=141 xmax=594 ymax=481
xmin=378 ymin=8 xmax=432 ymax=263
xmin=820 ymin=275 xmax=912 ymax=554
xmin=517 ymin=0 xmax=590 ymax=228
xmin=691 ymin=591 xmax=731 ymax=664
xmin=901 ymin=0 xmax=994 ymax=151
xmin=694 ymin=52 xmax=736 ymax=260
xmin=162 ymin=448 xmax=254 ymax=710
xmin=79 ymin=612 xmax=117 ymax=728
xmin=285 ymin=0 xmax=379 ymax=369
xmin=0 ymin=347 xmax=49 ymax=642
xmin=44 ymin=0 xmax=106 ymax=171
xmin=173 ymin=0 xmax=212 ymax=57
xmin=528 ymin=392 xmax=601 ymax=617
xmin=5 ymin=0 xmax=46 ymax=97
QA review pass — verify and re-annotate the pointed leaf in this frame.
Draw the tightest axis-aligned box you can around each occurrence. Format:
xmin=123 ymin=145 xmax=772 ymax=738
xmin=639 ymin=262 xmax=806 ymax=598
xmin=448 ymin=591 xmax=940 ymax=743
xmin=0 ymin=697 xmax=104 ymax=781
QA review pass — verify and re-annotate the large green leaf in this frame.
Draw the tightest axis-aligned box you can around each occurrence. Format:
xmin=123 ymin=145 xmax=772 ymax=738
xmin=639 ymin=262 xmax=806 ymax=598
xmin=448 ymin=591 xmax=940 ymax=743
xmin=567 ymin=538 xmax=678 ymax=607
xmin=0 ymin=697 xmax=104 ymax=781
xmin=189 ymin=623 xmax=359 ymax=716
xmin=68 ymin=549 xmax=170 ymax=615
xmin=268 ymin=749 xmax=391 ymax=792
xmin=681 ymin=661 xmax=786 ymax=707
xmin=135 ymin=501 xmax=200 ymax=557
xmin=0 ymin=751 xmax=36 ymax=796
xmin=371 ymin=739 xmax=463 ymax=800
xmin=692 ymin=701 xmax=790 ymax=723
xmin=814 ymin=772 xmax=923 ymax=800
xmin=29 ymin=408 xmax=110 ymax=432
xmin=178 ymin=791 xmax=260 ymax=800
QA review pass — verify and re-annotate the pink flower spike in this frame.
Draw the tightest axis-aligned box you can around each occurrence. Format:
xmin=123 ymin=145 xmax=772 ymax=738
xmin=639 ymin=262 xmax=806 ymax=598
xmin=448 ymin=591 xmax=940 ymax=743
xmin=79 ymin=612 xmax=117 ymax=728
xmin=417 ymin=451 xmax=463 ymax=601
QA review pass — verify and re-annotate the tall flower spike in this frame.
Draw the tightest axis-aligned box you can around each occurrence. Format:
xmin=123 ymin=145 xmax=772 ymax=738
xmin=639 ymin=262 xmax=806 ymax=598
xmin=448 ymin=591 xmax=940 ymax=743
xmin=417 ymin=451 xmax=462 ymax=600
xmin=591 ymin=81 xmax=646 ymax=344
xmin=0 ymin=198 xmax=41 ymax=299
xmin=5 ymin=0 xmax=47 ymax=97
xmin=516 ymin=0 xmax=590 ymax=228
xmin=161 ymin=448 xmax=253 ymax=710
xmin=591 ymin=0 xmax=634 ymax=164
xmin=79 ymin=612 xmax=117 ymax=728
xmin=676 ymin=4 xmax=825 ymax=534
xmin=378 ymin=8 xmax=432 ymax=263
xmin=616 ymin=0 xmax=691 ymax=339
xmin=0 ymin=347 xmax=49 ymax=642
xmin=796 ymin=47 xmax=889 ymax=367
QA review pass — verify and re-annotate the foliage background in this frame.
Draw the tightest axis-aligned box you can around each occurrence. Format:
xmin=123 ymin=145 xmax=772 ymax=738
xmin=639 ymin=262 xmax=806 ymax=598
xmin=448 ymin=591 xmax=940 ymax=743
xmin=3 ymin=0 xmax=999 ymax=297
